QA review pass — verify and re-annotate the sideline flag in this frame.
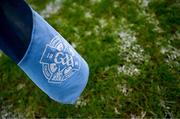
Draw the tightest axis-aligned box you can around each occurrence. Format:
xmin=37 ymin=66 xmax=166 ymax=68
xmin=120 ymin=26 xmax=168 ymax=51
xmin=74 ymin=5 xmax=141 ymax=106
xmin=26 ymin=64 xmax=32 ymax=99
xmin=18 ymin=9 xmax=89 ymax=104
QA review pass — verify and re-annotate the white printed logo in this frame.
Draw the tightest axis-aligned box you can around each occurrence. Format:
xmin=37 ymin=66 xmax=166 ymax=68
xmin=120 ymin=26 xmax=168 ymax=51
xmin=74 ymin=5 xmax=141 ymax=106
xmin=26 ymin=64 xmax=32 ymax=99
xmin=40 ymin=36 xmax=80 ymax=83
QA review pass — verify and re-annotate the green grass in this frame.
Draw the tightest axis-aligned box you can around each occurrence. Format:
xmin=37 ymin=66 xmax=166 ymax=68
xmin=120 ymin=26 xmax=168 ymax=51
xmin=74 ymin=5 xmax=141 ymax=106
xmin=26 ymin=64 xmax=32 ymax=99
xmin=0 ymin=0 xmax=179 ymax=118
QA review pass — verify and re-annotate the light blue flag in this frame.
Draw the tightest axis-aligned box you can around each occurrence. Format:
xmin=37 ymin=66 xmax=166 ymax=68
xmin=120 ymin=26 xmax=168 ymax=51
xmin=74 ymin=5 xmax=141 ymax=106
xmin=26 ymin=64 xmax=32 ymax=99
xmin=18 ymin=9 xmax=89 ymax=104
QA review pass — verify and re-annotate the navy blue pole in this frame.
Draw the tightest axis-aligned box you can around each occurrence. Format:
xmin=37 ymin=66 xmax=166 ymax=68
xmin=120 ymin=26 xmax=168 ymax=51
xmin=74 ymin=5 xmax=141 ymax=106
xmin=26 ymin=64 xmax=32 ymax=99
xmin=0 ymin=0 xmax=32 ymax=63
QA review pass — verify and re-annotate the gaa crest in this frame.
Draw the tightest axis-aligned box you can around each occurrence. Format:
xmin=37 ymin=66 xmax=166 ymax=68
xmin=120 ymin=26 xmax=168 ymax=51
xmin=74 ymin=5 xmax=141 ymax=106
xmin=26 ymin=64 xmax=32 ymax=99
xmin=40 ymin=36 xmax=80 ymax=83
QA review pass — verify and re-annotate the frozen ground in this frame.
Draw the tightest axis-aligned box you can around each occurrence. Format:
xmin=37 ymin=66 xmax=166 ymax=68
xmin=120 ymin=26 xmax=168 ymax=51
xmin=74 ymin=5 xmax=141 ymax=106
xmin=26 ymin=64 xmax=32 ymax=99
xmin=0 ymin=0 xmax=179 ymax=118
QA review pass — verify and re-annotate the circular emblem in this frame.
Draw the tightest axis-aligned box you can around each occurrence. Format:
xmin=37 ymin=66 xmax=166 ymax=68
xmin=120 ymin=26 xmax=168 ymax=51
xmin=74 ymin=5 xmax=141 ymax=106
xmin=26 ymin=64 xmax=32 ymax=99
xmin=40 ymin=36 xmax=80 ymax=83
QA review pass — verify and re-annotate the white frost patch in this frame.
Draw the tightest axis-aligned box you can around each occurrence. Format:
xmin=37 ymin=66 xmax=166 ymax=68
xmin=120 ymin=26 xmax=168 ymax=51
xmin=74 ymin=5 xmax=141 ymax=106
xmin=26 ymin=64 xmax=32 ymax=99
xmin=142 ymin=0 xmax=149 ymax=7
xmin=75 ymin=97 xmax=88 ymax=108
xmin=118 ymin=65 xmax=140 ymax=76
xmin=114 ymin=107 xmax=120 ymax=115
xmin=135 ymin=0 xmax=164 ymax=34
xmin=113 ymin=1 xmax=119 ymax=8
xmin=93 ymin=25 xmax=100 ymax=35
xmin=131 ymin=111 xmax=146 ymax=119
xmin=72 ymin=2 xmax=77 ymax=7
xmin=160 ymin=32 xmax=180 ymax=66
xmin=160 ymin=45 xmax=180 ymax=67
xmin=118 ymin=28 xmax=150 ymax=76
xmin=71 ymin=42 xmax=77 ymax=48
xmin=17 ymin=83 xmax=25 ymax=91
xmin=40 ymin=0 xmax=63 ymax=18
xmin=90 ymin=0 xmax=101 ymax=4
xmin=170 ymin=31 xmax=180 ymax=42
xmin=85 ymin=31 xmax=92 ymax=36
xmin=73 ymin=27 xmax=79 ymax=33
xmin=99 ymin=18 xmax=108 ymax=28
xmin=117 ymin=84 xmax=132 ymax=96
xmin=116 ymin=17 xmax=151 ymax=76
xmin=146 ymin=13 xmax=164 ymax=33
xmin=131 ymin=114 xmax=136 ymax=119
xmin=104 ymin=66 xmax=110 ymax=72
xmin=138 ymin=0 xmax=151 ymax=8
xmin=141 ymin=111 xmax=147 ymax=118
xmin=117 ymin=19 xmax=150 ymax=76
xmin=84 ymin=11 xmax=93 ymax=19
xmin=74 ymin=33 xmax=81 ymax=40
xmin=1 ymin=104 xmax=24 ymax=119
xmin=159 ymin=100 xmax=174 ymax=118
xmin=160 ymin=100 xmax=170 ymax=110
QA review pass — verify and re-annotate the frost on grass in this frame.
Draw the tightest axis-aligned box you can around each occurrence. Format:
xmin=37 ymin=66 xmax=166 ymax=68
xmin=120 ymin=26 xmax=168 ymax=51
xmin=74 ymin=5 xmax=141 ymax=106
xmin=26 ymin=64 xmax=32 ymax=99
xmin=1 ymin=104 xmax=24 ymax=119
xmin=160 ymin=44 xmax=180 ymax=68
xmin=93 ymin=25 xmax=100 ymax=36
xmin=159 ymin=31 xmax=180 ymax=68
xmin=93 ymin=18 xmax=111 ymax=36
xmin=135 ymin=0 xmax=164 ymax=34
xmin=130 ymin=111 xmax=146 ymax=119
xmin=118 ymin=31 xmax=147 ymax=63
xmin=118 ymin=65 xmax=140 ymax=76
xmin=113 ymin=1 xmax=119 ymax=8
xmin=75 ymin=97 xmax=88 ymax=108
xmin=85 ymin=31 xmax=92 ymax=36
xmin=40 ymin=0 xmax=63 ymax=18
xmin=84 ymin=11 xmax=93 ymax=19
xmin=17 ymin=83 xmax=26 ymax=91
xmin=146 ymin=13 xmax=164 ymax=33
xmin=117 ymin=84 xmax=132 ymax=96
xmin=90 ymin=0 xmax=101 ymax=4
xmin=114 ymin=107 xmax=120 ymax=115
xmin=99 ymin=18 xmax=108 ymax=28
xmin=138 ymin=0 xmax=151 ymax=8
xmin=159 ymin=100 xmax=174 ymax=118
xmin=71 ymin=42 xmax=77 ymax=49
xmin=128 ymin=0 xmax=179 ymax=70
xmin=117 ymin=19 xmax=150 ymax=76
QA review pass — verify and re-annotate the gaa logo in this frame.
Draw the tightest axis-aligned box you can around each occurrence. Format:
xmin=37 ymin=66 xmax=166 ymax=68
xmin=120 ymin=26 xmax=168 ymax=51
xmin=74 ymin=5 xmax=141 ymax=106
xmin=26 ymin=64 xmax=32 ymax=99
xmin=40 ymin=36 xmax=80 ymax=83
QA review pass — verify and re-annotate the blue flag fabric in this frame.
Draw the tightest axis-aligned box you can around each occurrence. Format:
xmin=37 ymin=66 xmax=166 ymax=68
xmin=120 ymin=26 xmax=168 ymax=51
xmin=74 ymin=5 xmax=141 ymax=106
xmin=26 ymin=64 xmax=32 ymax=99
xmin=18 ymin=9 xmax=89 ymax=104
